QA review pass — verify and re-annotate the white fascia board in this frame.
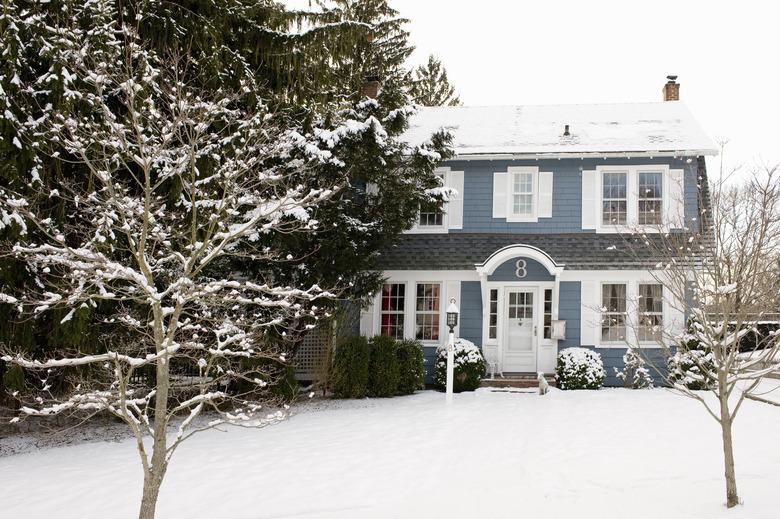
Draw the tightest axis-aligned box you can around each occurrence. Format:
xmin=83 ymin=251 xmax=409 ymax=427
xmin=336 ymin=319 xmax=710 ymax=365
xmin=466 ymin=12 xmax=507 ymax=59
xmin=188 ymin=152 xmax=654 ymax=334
xmin=381 ymin=270 xmax=481 ymax=282
xmin=450 ymin=150 xmax=717 ymax=161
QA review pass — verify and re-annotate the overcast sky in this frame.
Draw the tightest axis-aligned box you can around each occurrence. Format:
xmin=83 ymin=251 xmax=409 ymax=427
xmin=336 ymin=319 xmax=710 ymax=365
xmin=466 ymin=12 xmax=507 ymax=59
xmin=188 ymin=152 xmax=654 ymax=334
xmin=390 ymin=0 xmax=778 ymax=178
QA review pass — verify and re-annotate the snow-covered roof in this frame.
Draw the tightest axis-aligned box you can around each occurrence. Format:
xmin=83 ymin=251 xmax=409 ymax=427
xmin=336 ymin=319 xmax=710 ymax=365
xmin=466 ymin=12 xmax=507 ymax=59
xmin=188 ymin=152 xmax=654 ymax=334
xmin=402 ymin=101 xmax=718 ymax=158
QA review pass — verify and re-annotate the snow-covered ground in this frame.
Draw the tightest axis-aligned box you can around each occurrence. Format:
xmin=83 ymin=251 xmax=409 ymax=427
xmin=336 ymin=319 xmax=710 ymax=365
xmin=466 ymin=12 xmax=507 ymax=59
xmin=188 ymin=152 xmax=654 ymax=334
xmin=2 ymin=387 xmax=780 ymax=518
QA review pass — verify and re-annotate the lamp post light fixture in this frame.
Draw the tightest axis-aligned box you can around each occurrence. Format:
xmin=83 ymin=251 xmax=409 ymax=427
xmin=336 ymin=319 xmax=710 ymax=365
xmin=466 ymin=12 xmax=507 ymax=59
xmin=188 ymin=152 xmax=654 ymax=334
xmin=445 ymin=298 xmax=459 ymax=404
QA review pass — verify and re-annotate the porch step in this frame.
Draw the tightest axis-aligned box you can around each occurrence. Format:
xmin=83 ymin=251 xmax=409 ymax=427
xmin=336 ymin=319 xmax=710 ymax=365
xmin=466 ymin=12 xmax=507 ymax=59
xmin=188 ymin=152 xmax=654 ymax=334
xmin=481 ymin=375 xmax=557 ymax=389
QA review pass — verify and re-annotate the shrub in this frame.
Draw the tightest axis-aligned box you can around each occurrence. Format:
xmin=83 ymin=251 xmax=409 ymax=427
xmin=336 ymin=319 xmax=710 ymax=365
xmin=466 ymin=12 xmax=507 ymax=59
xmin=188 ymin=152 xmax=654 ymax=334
xmin=368 ymin=335 xmax=400 ymax=397
xmin=556 ymin=347 xmax=605 ymax=390
xmin=395 ymin=339 xmax=425 ymax=395
xmin=668 ymin=330 xmax=717 ymax=390
xmin=330 ymin=336 xmax=370 ymax=399
xmin=614 ymin=348 xmax=653 ymax=389
xmin=433 ymin=338 xmax=486 ymax=392
xmin=271 ymin=363 xmax=299 ymax=403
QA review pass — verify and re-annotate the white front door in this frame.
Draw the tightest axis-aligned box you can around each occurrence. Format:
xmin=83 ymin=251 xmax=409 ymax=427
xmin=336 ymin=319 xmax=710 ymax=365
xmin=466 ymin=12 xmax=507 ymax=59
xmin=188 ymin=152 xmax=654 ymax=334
xmin=503 ymin=288 xmax=537 ymax=372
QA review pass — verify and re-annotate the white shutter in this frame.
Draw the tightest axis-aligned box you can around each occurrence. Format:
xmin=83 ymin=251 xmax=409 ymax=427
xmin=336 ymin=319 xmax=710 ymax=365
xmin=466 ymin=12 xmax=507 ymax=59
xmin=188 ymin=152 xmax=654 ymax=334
xmin=538 ymin=171 xmax=554 ymax=218
xmin=446 ymin=170 xmax=464 ymax=229
xmin=664 ymin=288 xmax=686 ymax=345
xmin=580 ymin=280 xmax=600 ymax=346
xmin=445 ymin=280 xmax=461 ymax=338
xmin=492 ymin=172 xmax=507 ymax=218
xmin=581 ymin=170 xmax=598 ymax=230
xmin=359 ymin=294 xmax=377 ymax=337
xmin=668 ymin=169 xmax=685 ymax=229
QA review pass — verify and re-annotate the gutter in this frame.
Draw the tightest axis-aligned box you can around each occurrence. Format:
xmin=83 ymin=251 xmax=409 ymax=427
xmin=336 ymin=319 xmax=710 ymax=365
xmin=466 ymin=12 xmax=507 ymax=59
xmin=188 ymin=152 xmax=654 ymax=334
xmin=448 ymin=149 xmax=719 ymax=161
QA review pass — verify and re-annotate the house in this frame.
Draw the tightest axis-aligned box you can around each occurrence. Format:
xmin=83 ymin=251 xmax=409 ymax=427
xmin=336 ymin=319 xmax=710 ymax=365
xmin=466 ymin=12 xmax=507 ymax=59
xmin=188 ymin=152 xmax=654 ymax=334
xmin=358 ymin=77 xmax=717 ymax=386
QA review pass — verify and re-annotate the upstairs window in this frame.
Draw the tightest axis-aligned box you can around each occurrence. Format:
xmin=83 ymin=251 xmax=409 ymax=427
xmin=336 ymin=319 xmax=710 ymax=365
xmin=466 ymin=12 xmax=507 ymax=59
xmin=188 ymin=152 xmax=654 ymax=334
xmin=602 ymin=172 xmax=627 ymax=225
xmin=418 ymin=200 xmax=444 ymax=227
xmin=415 ymin=283 xmax=440 ymax=341
xmin=601 ymin=283 xmax=627 ymax=342
xmin=638 ymin=283 xmax=663 ymax=342
xmin=380 ymin=283 xmax=405 ymax=339
xmin=511 ymin=170 xmax=534 ymax=218
xmin=638 ymin=172 xmax=663 ymax=225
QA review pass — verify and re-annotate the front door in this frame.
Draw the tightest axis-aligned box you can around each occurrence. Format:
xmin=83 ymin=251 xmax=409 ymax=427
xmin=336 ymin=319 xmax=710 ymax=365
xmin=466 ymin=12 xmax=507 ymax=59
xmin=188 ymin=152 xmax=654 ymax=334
xmin=503 ymin=288 xmax=537 ymax=372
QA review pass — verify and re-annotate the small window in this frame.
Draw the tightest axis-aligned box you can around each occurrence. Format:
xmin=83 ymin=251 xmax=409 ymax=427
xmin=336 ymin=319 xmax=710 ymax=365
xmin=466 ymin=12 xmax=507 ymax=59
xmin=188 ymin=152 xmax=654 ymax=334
xmin=488 ymin=289 xmax=498 ymax=339
xmin=543 ymin=289 xmax=553 ymax=339
xmin=601 ymin=283 xmax=626 ymax=342
xmin=602 ymin=172 xmax=627 ymax=225
xmin=415 ymin=283 xmax=440 ymax=341
xmin=418 ymin=200 xmax=444 ymax=227
xmin=638 ymin=283 xmax=663 ymax=342
xmin=418 ymin=172 xmax=445 ymax=227
xmin=511 ymin=171 xmax=534 ymax=217
xmin=380 ymin=283 xmax=405 ymax=339
xmin=638 ymin=172 xmax=663 ymax=225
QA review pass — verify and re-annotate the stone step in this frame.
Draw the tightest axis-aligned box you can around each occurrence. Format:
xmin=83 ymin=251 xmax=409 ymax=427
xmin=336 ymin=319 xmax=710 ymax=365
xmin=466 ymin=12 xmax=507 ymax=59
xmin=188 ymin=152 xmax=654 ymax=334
xmin=481 ymin=376 xmax=557 ymax=389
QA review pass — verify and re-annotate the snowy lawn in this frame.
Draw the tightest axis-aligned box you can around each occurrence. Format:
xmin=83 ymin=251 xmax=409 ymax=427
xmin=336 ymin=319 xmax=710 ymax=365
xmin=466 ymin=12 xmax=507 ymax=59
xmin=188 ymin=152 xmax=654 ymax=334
xmin=2 ymin=387 xmax=780 ymax=519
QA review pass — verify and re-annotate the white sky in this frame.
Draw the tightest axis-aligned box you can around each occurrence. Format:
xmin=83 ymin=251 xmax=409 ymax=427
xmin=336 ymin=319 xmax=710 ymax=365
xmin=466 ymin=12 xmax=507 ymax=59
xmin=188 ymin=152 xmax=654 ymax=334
xmin=391 ymin=0 xmax=779 ymax=178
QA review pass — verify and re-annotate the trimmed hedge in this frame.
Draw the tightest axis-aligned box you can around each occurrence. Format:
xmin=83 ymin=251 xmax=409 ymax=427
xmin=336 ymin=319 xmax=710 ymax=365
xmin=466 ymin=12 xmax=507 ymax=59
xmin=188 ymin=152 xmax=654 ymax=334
xmin=395 ymin=339 xmax=425 ymax=395
xmin=433 ymin=338 xmax=486 ymax=392
xmin=330 ymin=336 xmax=370 ymax=398
xmin=368 ymin=335 xmax=401 ymax=397
xmin=330 ymin=336 xmax=425 ymax=398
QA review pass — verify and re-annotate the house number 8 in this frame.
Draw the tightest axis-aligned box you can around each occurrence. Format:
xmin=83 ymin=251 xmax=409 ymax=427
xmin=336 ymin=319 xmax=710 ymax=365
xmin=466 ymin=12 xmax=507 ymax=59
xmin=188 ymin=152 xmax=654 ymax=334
xmin=515 ymin=259 xmax=527 ymax=278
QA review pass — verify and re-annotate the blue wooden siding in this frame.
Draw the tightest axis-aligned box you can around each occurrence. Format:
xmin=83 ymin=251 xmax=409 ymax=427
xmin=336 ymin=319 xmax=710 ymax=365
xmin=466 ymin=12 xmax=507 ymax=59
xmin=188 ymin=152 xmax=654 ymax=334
xmin=445 ymin=157 xmax=699 ymax=234
xmin=557 ymin=281 xmax=581 ymax=350
xmin=488 ymin=257 xmax=554 ymax=282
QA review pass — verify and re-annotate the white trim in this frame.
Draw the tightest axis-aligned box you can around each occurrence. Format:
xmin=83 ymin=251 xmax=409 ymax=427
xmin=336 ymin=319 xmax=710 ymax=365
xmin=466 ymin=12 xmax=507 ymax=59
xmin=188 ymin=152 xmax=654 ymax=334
xmin=505 ymin=166 xmax=539 ymax=222
xmin=382 ymin=270 xmax=480 ymax=282
xmin=450 ymin=151 xmax=717 ymax=160
xmin=475 ymin=244 xmax=564 ymax=277
xmin=595 ymin=164 xmax=672 ymax=233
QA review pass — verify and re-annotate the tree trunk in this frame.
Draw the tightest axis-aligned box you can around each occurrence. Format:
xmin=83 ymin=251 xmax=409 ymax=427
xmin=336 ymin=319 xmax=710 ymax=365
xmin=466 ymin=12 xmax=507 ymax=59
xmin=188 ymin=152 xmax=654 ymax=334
xmin=718 ymin=379 xmax=739 ymax=507
xmin=138 ymin=471 xmax=163 ymax=519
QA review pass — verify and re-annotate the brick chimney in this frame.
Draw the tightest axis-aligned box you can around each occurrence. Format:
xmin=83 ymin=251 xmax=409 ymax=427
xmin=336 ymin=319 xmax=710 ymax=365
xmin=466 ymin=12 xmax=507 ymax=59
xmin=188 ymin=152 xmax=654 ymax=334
xmin=663 ymin=75 xmax=680 ymax=101
xmin=362 ymin=75 xmax=381 ymax=99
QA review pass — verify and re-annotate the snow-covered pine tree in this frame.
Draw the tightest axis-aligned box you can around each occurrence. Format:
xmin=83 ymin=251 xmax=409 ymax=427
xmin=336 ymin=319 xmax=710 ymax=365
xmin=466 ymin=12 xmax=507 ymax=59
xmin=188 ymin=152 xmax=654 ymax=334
xmin=0 ymin=2 xmax=447 ymax=517
xmin=408 ymin=55 xmax=462 ymax=107
xmin=614 ymin=349 xmax=653 ymax=389
xmin=0 ymin=0 xmax=451 ymax=397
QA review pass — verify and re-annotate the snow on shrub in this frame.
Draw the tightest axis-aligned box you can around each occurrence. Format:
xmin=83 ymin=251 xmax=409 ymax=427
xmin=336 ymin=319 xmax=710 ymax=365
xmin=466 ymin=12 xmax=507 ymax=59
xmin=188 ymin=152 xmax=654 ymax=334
xmin=433 ymin=338 xmax=486 ymax=392
xmin=667 ymin=330 xmax=717 ymax=390
xmin=614 ymin=349 xmax=654 ymax=389
xmin=556 ymin=347 xmax=605 ymax=390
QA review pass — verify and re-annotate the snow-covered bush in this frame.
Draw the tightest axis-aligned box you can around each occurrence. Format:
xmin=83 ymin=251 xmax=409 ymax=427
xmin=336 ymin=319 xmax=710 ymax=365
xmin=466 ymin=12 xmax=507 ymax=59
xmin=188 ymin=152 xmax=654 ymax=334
xmin=368 ymin=336 xmax=401 ymax=397
xmin=667 ymin=331 xmax=717 ymax=390
xmin=395 ymin=339 xmax=425 ymax=395
xmin=556 ymin=348 xmax=605 ymax=390
xmin=433 ymin=338 xmax=486 ymax=392
xmin=614 ymin=349 xmax=654 ymax=389
xmin=330 ymin=336 xmax=370 ymax=399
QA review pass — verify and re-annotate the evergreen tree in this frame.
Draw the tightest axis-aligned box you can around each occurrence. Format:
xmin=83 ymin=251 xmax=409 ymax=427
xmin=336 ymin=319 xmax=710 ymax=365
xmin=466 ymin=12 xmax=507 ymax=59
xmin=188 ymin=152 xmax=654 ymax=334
xmin=0 ymin=0 xmax=451 ymax=395
xmin=409 ymin=55 xmax=462 ymax=106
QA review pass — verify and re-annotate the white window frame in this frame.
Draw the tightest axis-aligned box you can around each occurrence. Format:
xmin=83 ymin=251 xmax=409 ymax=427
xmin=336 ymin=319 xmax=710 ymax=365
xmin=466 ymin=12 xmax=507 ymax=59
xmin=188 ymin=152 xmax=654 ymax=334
xmin=415 ymin=171 xmax=447 ymax=232
xmin=379 ymin=283 xmax=406 ymax=339
xmin=596 ymin=164 xmax=670 ymax=233
xmin=414 ymin=282 xmax=442 ymax=343
xmin=637 ymin=283 xmax=664 ymax=344
xmin=506 ymin=166 xmax=539 ymax=222
xmin=600 ymin=170 xmax=629 ymax=228
xmin=600 ymin=282 xmax=628 ymax=344
xmin=637 ymin=171 xmax=664 ymax=226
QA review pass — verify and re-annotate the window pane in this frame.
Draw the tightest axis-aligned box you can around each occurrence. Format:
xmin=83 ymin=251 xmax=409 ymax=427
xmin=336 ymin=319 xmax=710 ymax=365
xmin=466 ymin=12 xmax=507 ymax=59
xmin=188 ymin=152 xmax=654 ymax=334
xmin=638 ymin=172 xmax=663 ymax=225
xmin=601 ymin=284 xmax=627 ymax=342
xmin=415 ymin=313 xmax=440 ymax=341
xmin=639 ymin=172 xmax=662 ymax=199
xmin=488 ymin=289 xmax=498 ymax=339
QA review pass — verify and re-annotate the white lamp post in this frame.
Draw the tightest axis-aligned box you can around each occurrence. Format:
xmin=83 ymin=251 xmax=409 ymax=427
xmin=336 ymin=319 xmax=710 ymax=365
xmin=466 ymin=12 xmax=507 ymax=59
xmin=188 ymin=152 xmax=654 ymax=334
xmin=445 ymin=298 xmax=459 ymax=405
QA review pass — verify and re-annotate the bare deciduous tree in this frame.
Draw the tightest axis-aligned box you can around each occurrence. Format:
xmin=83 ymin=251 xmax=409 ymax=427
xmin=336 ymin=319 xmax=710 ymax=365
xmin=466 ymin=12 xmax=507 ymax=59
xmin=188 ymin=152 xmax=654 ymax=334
xmin=621 ymin=163 xmax=780 ymax=508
